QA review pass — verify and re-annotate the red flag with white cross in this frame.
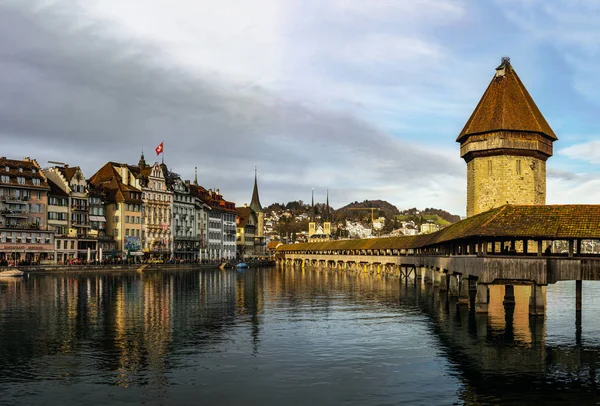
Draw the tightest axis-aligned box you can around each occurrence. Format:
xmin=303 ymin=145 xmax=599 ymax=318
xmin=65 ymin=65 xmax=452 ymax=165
xmin=155 ymin=142 xmax=164 ymax=156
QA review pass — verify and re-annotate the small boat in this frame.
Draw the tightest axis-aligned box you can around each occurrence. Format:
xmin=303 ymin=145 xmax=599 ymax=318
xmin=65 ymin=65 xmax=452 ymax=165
xmin=235 ymin=262 xmax=249 ymax=270
xmin=0 ymin=268 xmax=24 ymax=277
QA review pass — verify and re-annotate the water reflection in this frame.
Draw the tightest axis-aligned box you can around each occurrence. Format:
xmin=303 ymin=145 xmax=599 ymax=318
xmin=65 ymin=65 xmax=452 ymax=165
xmin=1 ymin=269 xmax=600 ymax=404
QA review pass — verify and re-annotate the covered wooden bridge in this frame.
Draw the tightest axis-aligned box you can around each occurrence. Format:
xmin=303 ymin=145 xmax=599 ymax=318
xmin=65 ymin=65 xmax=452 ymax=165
xmin=276 ymin=204 xmax=600 ymax=316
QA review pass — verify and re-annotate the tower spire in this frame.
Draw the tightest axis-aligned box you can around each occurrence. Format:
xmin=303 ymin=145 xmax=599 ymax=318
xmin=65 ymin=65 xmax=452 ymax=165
xmin=194 ymin=167 xmax=198 ymax=185
xmin=326 ymin=189 xmax=329 ymax=222
xmin=311 ymin=188 xmax=315 ymax=222
xmin=249 ymin=166 xmax=263 ymax=213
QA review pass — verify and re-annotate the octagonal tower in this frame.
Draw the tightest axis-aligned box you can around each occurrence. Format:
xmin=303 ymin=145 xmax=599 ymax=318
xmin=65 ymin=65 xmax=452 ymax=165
xmin=458 ymin=58 xmax=557 ymax=217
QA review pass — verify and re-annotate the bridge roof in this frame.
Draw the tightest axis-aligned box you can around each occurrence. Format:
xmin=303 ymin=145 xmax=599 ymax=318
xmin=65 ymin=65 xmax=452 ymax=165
xmin=278 ymin=205 xmax=600 ymax=251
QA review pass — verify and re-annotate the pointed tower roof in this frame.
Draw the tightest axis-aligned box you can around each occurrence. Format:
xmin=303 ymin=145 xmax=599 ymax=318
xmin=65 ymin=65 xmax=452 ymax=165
xmin=249 ymin=167 xmax=263 ymax=213
xmin=457 ymin=57 xmax=557 ymax=143
xmin=326 ymin=189 xmax=330 ymax=222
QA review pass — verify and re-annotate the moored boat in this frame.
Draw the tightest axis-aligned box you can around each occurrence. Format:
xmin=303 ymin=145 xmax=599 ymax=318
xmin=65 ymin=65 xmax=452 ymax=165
xmin=0 ymin=268 xmax=24 ymax=277
xmin=235 ymin=262 xmax=249 ymax=270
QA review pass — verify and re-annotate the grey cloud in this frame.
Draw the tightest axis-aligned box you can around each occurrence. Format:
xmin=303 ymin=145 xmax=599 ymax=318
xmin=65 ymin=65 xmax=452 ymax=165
xmin=1 ymin=0 xmax=464 ymax=212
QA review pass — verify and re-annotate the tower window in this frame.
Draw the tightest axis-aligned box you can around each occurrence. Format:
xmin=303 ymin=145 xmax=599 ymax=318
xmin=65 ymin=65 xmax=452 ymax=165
xmin=488 ymin=160 xmax=492 ymax=175
xmin=516 ymin=160 xmax=522 ymax=175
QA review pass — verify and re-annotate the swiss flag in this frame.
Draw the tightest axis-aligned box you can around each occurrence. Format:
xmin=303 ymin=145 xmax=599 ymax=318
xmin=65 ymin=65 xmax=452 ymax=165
xmin=155 ymin=142 xmax=164 ymax=156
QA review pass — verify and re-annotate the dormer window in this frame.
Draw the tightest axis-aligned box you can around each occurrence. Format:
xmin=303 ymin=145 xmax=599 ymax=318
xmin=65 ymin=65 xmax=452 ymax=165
xmin=32 ymin=178 xmax=41 ymax=186
xmin=4 ymin=166 xmax=8 ymax=172
xmin=18 ymin=168 xmax=23 ymax=173
xmin=32 ymin=169 xmax=37 ymax=174
xmin=17 ymin=177 xmax=25 ymax=185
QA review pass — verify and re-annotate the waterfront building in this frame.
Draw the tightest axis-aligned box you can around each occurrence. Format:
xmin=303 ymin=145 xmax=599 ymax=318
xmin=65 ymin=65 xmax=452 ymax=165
xmin=236 ymin=204 xmax=257 ymax=258
xmin=138 ymin=159 xmax=174 ymax=260
xmin=202 ymin=188 xmax=237 ymax=261
xmin=420 ymin=221 xmax=440 ymax=234
xmin=0 ymin=157 xmax=54 ymax=264
xmin=88 ymin=185 xmax=115 ymax=260
xmin=172 ymin=177 xmax=199 ymax=261
xmin=44 ymin=165 xmax=98 ymax=261
xmin=88 ymin=162 xmax=143 ymax=258
xmin=189 ymin=182 xmax=211 ymax=261
xmin=458 ymin=57 xmax=557 ymax=217
xmin=46 ymin=177 xmax=75 ymax=262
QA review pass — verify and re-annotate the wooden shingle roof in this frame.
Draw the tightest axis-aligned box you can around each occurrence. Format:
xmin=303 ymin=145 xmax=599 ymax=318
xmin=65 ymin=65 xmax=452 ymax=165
xmin=457 ymin=58 xmax=557 ymax=143
xmin=278 ymin=205 xmax=600 ymax=252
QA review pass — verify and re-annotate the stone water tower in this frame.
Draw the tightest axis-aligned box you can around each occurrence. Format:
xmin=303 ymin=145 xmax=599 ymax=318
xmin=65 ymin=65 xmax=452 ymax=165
xmin=457 ymin=57 xmax=557 ymax=217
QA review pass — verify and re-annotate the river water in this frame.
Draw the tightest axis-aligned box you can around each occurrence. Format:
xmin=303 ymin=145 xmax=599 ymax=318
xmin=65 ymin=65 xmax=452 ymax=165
xmin=1 ymin=267 xmax=599 ymax=405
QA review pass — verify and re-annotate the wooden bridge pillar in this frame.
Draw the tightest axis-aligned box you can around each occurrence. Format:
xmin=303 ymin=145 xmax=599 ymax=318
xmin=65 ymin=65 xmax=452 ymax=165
xmin=576 ymin=280 xmax=582 ymax=313
xmin=503 ymin=285 xmax=515 ymax=306
xmin=475 ymin=283 xmax=489 ymax=313
xmin=439 ymin=273 xmax=448 ymax=292
xmin=529 ymin=284 xmax=546 ymax=316
xmin=448 ymin=274 xmax=459 ymax=297
xmin=424 ymin=268 xmax=433 ymax=284
xmin=433 ymin=269 xmax=441 ymax=287
xmin=457 ymin=276 xmax=469 ymax=306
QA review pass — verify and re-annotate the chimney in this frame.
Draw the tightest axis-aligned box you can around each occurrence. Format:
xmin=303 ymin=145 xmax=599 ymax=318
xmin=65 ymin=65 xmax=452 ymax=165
xmin=121 ymin=166 xmax=129 ymax=185
xmin=244 ymin=203 xmax=247 ymax=208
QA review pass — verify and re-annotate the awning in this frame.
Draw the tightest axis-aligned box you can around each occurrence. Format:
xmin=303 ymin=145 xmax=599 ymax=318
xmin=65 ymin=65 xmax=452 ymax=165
xmin=89 ymin=216 xmax=107 ymax=222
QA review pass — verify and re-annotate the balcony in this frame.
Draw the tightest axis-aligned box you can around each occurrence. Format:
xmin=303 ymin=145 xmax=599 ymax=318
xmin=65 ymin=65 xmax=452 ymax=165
xmin=71 ymin=205 xmax=88 ymax=212
xmin=1 ymin=209 xmax=29 ymax=218
xmin=1 ymin=196 xmax=29 ymax=204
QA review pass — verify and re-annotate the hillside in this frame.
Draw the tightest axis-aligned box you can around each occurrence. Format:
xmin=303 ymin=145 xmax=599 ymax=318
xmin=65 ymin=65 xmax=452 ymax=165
xmin=395 ymin=207 xmax=461 ymax=227
xmin=334 ymin=200 xmax=399 ymax=221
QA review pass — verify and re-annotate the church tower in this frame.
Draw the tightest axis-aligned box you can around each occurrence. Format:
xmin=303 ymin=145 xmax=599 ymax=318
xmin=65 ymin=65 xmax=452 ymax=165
xmin=308 ymin=188 xmax=316 ymax=237
xmin=250 ymin=167 xmax=264 ymax=239
xmin=458 ymin=58 xmax=557 ymax=217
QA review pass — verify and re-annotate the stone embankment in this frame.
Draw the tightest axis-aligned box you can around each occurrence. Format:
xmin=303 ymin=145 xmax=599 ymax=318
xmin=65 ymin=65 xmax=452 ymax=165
xmin=10 ymin=260 xmax=275 ymax=274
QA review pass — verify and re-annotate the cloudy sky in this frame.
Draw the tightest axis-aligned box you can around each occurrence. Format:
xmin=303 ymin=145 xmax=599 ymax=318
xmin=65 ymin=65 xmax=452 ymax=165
xmin=2 ymin=0 xmax=600 ymax=215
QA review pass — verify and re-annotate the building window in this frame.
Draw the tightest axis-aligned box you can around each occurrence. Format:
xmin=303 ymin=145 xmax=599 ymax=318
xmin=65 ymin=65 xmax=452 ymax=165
xmin=70 ymin=241 xmax=75 ymax=250
xmin=516 ymin=160 xmax=522 ymax=175
xmin=32 ymin=178 xmax=40 ymax=186
xmin=0 ymin=175 xmax=8 ymax=182
xmin=17 ymin=177 xmax=25 ymax=185
xmin=487 ymin=160 xmax=492 ymax=175
xmin=56 ymin=240 xmax=61 ymax=249
xmin=18 ymin=168 xmax=23 ymax=173
xmin=125 ymin=216 xmax=129 ymax=223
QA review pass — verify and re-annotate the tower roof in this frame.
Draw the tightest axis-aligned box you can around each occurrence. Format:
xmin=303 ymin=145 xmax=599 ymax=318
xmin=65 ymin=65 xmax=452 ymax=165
xmin=249 ymin=168 xmax=262 ymax=213
xmin=457 ymin=58 xmax=557 ymax=143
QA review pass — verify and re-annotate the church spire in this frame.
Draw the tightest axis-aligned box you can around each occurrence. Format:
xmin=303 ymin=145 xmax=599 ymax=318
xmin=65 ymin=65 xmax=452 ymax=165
xmin=194 ymin=167 xmax=198 ymax=186
xmin=326 ymin=189 xmax=330 ymax=222
xmin=138 ymin=149 xmax=147 ymax=169
xmin=311 ymin=188 xmax=315 ymax=222
xmin=249 ymin=166 xmax=263 ymax=213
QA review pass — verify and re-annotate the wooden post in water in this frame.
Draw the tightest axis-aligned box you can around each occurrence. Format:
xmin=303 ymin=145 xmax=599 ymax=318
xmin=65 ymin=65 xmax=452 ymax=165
xmin=529 ymin=284 xmax=546 ymax=316
xmin=457 ymin=276 xmax=470 ymax=306
xmin=576 ymin=280 xmax=582 ymax=313
xmin=503 ymin=285 xmax=515 ymax=306
xmin=439 ymin=272 xmax=448 ymax=292
xmin=475 ymin=283 xmax=489 ymax=313
xmin=448 ymin=274 xmax=459 ymax=297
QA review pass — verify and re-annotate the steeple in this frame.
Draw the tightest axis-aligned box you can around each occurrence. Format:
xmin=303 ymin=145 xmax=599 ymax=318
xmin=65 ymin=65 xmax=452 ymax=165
xmin=138 ymin=150 xmax=147 ymax=169
xmin=249 ymin=166 xmax=263 ymax=213
xmin=326 ymin=189 xmax=330 ymax=222
xmin=311 ymin=188 xmax=315 ymax=222
xmin=194 ymin=167 xmax=198 ymax=186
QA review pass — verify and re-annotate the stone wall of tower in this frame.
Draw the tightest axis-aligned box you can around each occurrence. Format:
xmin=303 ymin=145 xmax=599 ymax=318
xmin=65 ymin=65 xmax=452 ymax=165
xmin=256 ymin=211 xmax=264 ymax=238
xmin=467 ymin=155 xmax=546 ymax=217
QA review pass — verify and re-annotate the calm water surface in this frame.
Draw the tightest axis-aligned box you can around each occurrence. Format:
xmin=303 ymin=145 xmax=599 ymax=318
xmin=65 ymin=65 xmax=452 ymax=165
xmin=1 ymin=267 xmax=600 ymax=405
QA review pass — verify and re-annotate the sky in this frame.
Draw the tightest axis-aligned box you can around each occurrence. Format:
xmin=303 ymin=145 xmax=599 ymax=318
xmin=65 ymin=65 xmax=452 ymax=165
xmin=1 ymin=0 xmax=599 ymax=216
